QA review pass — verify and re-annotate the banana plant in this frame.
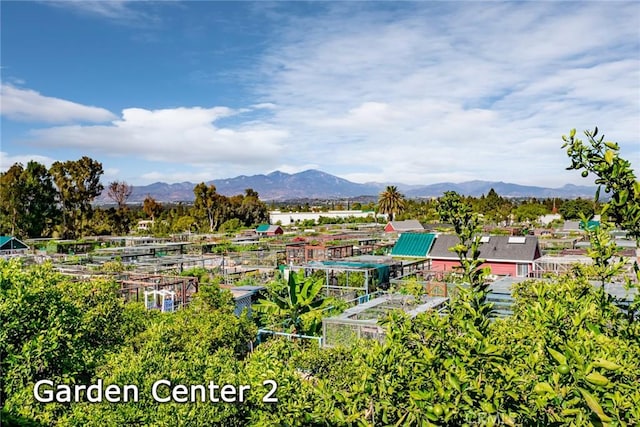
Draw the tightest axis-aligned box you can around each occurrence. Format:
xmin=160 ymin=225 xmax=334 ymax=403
xmin=254 ymin=270 xmax=330 ymax=336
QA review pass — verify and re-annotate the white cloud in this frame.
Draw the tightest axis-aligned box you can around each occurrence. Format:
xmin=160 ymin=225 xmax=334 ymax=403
xmin=45 ymin=0 xmax=161 ymax=27
xmin=103 ymin=168 xmax=121 ymax=181
xmin=27 ymin=105 xmax=290 ymax=170
xmin=1 ymin=84 xmax=116 ymax=123
xmin=252 ymin=2 xmax=639 ymax=186
xmin=140 ymin=170 xmax=216 ymax=184
xmin=0 ymin=152 xmax=57 ymax=171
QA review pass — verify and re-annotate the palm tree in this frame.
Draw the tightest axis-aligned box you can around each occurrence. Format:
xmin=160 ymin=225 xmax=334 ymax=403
xmin=377 ymin=185 xmax=406 ymax=222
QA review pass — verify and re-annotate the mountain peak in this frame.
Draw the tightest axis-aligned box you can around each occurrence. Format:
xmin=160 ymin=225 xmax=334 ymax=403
xmin=96 ymin=170 xmax=597 ymax=203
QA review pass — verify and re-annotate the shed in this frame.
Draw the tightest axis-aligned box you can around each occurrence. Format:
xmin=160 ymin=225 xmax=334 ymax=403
xmin=256 ymin=224 xmax=284 ymax=236
xmin=0 ymin=236 xmax=29 ymax=255
xmin=391 ymin=233 xmax=436 ymax=258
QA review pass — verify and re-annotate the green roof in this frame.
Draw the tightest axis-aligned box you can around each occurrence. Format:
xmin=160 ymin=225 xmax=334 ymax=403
xmin=390 ymin=233 xmax=435 ymax=258
xmin=256 ymin=224 xmax=271 ymax=232
xmin=0 ymin=236 xmax=29 ymax=251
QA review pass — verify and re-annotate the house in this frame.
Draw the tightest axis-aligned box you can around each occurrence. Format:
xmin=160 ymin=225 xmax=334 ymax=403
xmin=390 ymin=233 xmax=436 ymax=258
xmin=428 ymin=235 xmax=542 ymax=277
xmin=0 ymin=236 xmax=29 ymax=256
xmin=256 ymin=224 xmax=283 ymax=236
xmin=137 ymin=220 xmax=154 ymax=232
xmin=384 ymin=220 xmax=424 ymax=233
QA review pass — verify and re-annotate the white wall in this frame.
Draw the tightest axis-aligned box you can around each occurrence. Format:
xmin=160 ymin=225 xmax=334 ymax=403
xmin=269 ymin=210 xmax=385 ymax=226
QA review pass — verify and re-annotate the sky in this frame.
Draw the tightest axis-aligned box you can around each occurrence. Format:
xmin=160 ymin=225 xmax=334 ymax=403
xmin=1 ymin=1 xmax=639 ymax=188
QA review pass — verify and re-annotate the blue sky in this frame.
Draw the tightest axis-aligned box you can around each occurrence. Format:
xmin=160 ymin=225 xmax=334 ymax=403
xmin=1 ymin=1 xmax=639 ymax=188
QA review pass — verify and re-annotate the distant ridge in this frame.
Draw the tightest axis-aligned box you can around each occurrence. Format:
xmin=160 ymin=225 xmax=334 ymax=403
xmin=96 ymin=169 xmax=596 ymax=202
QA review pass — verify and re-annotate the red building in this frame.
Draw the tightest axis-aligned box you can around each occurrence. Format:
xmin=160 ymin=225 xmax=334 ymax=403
xmin=427 ymin=235 xmax=541 ymax=277
xmin=256 ymin=224 xmax=284 ymax=236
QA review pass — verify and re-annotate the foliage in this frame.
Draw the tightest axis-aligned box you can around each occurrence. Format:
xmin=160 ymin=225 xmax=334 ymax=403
xmin=220 ymin=218 xmax=243 ymax=233
xmin=0 ymin=259 xmax=143 ymax=423
xmin=477 ymin=188 xmax=513 ymax=224
xmin=106 ymin=181 xmax=133 ymax=235
xmin=50 ymin=157 xmax=104 ymax=239
xmin=194 ymin=183 xmax=224 ymax=232
xmin=562 ymin=127 xmax=640 ymax=240
xmin=513 ymin=201 xmax=549 ymax=223
xmin=142 ymin=195 xmax=163 ymax=221
xmin=0 ymin=161 xmax=60 ymax=238
xmin=254 ymin=270 xmax=330 ymax=335
xmin=558 ymin=198 xmax=595 ymax=221
xmin=377 ymin=185 xmax=406 ymax=222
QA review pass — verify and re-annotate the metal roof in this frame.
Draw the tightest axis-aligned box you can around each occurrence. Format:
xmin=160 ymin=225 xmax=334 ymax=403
xmin=256 ymin=224 xmax=271 ymax=232
xmin=428 ymin=234 xmax=540 ymax=262
xmin=0 ymin=236 xmax=29 ymax=251
xmin=386 ymin=220 xmax=424 ymax=231
xmin=390 ymin=233 xmax=436 ymax=258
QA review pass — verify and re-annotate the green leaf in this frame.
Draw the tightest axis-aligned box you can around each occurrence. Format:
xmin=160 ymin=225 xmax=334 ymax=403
xmin=604 ymin=150 xmax=614 ymax=165
xmin=585 ymin=372 xmax=609 ymax=386
xmin=578 ymin=387 xmax=612 ymax=422
xmin=592 ymin=359 xmax=622 ymax=371
xmin=547 ymin=347 xmax=567 ymax=365
xmin=533 ymin=382 xmax=554 ymax=395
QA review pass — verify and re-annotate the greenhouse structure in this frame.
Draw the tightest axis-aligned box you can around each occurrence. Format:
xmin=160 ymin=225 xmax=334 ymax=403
xmin=322 ymin=293 xmax=449 ymax=347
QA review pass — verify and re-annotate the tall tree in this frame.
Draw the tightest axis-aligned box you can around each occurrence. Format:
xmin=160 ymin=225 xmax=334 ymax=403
xmin=142 ymin=195 xmax=163 ymax=221
xmin=377 ymin=185 xmax=406 ymax=222
xmin=106 ymin=181 xmax=133 ymax=235
xmin=107 ymin=181 xmax=132 ymax=209
xmin=478 ymin=188 xmax=513 ymax=224
xmin=558 ymin=198 xmax=595 ymax=220
xmin=193 ymin=183 xmax=226 ymax=232
xmin=50 ymin=157 xmax=104 ymax=239
xmin=0 ymin=161 xmax=59 ymax=238
xmin=0 ymin=164 xmax=24 ymax=236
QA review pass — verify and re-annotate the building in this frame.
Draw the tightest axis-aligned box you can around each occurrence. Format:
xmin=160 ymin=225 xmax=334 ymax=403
xmin=256 ymin=224 xmax=284 ymax=236
xmin=428 ymin=235 xmax=542 ymax=277
xmin=0 ymin=236 xmax=29 ymax=256
xmin=269 ymin=210 xmax=381 ymax=226
xmin=390 ymin=233 xmax=436 ymax=258
xmin=384 ymin=220 xmax=424 ymax=233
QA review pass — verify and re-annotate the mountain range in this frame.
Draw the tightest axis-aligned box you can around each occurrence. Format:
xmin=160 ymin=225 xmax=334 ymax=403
xmin=98 ymin=169 xmax=597 ymax=203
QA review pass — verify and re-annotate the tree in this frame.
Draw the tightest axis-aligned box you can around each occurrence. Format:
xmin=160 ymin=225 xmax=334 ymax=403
xmin=377 ymin=185 xmax=405 ymax=222
xmin=193 ymin=183 xmax=225 ymax=232
xmin=106 ymin=181 xmax=132 ymax=209
xmin=562 ymin=127 xmax=640 ymax=240
xmin=558 ymin=198 xmax=595 ymax=220
xmin=0 ymin=161 xmax=60 ymax=238
xmin=478 ymin=188 xmax=513 ymax=224
xmin=142 ymin=195 xmax=163 ymax=221
xmin=514 ymin=202 xmax=549 ymax=223
xmin=107 ymin=181 xmax=133 ymax=235
xmin=437 ymin=191 xmax=493 ymax=330
xmin=50 ymin=157 xmax=104 ymax=239
xmin=562 ymin=127 xmax=640 ymax=310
